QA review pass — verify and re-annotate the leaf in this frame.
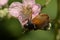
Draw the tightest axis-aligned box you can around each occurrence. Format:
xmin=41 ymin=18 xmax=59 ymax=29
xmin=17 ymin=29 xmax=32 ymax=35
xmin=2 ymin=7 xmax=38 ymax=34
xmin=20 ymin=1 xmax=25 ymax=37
xmin=19 ymin=30 xmax=55 ymax=40
xmin=8 ymin=0 xmax=22 ymax=5
xmin=0 ymin=17 xmax=23 ymax=37
xmin=36 ymin=0 xmax=57 ymax=21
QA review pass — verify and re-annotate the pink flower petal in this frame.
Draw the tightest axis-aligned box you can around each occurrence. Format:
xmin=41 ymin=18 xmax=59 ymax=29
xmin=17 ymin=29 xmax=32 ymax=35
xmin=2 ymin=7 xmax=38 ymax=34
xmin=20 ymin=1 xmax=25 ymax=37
xmin=0 ymin=0 xmax=8 ymax=7
xmin=9 ymin=2 xmax=22 ymax=8
xmin=9 ymin=7 xmax=20 ymax=17
xmin=18 ymin=15 xmax=28 ymax=26
xmin=9 ymin=2 xmax=23 ymax=17
xmin=32 ymin=4 xmax=41 ymax=19
xmin=23 ymin=0 xmax=35 ymax=7
xmin=18 ymin=12 xmax=31 ymax=26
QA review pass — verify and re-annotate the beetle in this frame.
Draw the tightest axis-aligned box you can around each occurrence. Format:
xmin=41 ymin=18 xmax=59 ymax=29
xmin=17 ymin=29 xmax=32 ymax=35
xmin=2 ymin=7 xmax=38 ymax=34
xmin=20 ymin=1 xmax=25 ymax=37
xmin=24 ymin=13 xmax=50 ymax=32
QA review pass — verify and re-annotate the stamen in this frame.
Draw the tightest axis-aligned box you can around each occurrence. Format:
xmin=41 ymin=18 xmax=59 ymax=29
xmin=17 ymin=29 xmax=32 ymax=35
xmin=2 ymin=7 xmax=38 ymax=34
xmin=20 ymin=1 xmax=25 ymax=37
xmin=22 ymin=6 xmax=32 ymax=21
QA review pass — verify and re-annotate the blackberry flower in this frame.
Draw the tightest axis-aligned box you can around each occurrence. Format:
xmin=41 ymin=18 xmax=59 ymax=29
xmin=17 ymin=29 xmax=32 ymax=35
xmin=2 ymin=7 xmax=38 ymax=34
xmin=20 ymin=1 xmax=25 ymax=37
xmin=9 ymin=0 xmax=41 ymax=26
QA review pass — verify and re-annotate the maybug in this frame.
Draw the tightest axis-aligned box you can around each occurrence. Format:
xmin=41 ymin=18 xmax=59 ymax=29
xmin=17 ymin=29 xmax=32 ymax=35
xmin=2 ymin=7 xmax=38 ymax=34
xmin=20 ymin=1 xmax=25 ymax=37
xmin=32 ymin=14 xmax=50 ymax=30
xmin=24 ymin=13 xmax=50 ymax=32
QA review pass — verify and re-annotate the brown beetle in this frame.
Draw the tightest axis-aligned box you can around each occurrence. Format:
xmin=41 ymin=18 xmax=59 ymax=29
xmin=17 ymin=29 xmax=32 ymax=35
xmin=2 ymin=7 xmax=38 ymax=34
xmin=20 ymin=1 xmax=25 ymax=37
xmin=24 ymin=13 xmax=50 ymax=32
xmin=32 ymin=14 xmax=49 ymax=30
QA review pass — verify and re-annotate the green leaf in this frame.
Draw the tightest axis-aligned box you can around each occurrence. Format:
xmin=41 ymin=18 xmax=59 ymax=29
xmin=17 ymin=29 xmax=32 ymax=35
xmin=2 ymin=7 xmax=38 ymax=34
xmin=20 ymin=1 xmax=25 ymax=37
xmin=36 ymin=0 xmax=46 ymax=5
xmin=36 ymin=0 xmax=57 ymax=21
xmin=8 ymin=0 xmax=22 ymax=5
xmin=1 ymin=17 xmax=23 ymax=37
xmin=19 ymin=30 xmax=55 ymax=40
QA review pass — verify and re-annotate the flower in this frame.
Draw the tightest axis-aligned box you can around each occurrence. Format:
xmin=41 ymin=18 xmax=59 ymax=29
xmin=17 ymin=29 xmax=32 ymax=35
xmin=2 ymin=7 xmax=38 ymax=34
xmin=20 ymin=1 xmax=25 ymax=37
xmin=0 ymin=0 xmax=8 ymax=7
xmin=9 ymin=0 xmax=41 ymax=26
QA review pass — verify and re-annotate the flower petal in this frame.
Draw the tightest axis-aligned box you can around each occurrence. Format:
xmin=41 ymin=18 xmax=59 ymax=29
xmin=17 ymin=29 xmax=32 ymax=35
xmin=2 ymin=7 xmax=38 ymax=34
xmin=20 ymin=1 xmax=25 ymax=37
xmin=0 ymin=0 xmax=8 ymax=7
xmin=9 ymin=2 xmax=22 ymax=8
xmin=32 ymin=4 xmax=41 ymax=19
xmin=18 ymin=15 xmax=28 ymax=26
xmin=9 ymin=7 xmax=20 ymax=17
xmin=18 ymin=12 xmax=30 ymax=26
xmin=9 ymin=2 xmax=22 ymax=17
xmin=23 ymin=0 xmax=35 ymax=7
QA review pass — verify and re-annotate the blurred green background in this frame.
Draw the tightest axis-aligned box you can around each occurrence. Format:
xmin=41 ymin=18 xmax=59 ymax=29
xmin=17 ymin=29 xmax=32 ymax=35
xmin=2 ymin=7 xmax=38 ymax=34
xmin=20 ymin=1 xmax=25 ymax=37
xmin=0 ymin=0 xmax=58 ymax=40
